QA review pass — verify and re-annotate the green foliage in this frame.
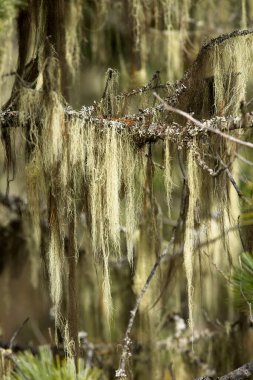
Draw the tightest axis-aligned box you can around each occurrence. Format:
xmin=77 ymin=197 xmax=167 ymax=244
xmin=12 ymin=346 xmax=106 ymax=380
xmin=233 ymin=252 xmax=253 ymax=309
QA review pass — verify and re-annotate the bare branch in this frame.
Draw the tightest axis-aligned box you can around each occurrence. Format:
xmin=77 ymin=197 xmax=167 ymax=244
xmin=195 ymin=361 xmax=253 ymax=380
xmin=115 ymin=243 xmax=173 ymax=378
xmin=236 ymin=153 xmax=253 ymax=166
xmin=2 ymin=105 xmax=253 ymax=150
xmin=153 ymin=92 xmax=253 ymax=150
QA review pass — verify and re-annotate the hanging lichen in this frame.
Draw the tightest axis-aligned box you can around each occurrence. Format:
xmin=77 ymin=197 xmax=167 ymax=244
xmin=212 ymin=34 xmax=253 ymax=116
xmin=184 ymin=143 xmax=200 ymax=331
xmin=88 ymin=126 xmax=119 ymax=318
xmin=105 ymin=127 xmax=121 ymax=250
xmin=164 ymin=138 xmax=174 ymax=217
xmin=129 ymin=0 xmax=145 ymax=51
xmin=48 ymin=219 xmax=65 ymax=325
xmin=166 ymin=29 xmax=184 ymax=82
xmin=133 ymin=145 xmax=162 ymax=380
xmin=162 ymin=0 xmax=191 ymax=82
xmin=65 ymin=0 xmax=82 ymax=77
xmin=122 ymin=134 xmax=141 ymax=265
xmin=24 ymin=155 xmax=45 ymax=287
xmin=241 ymin=0 xmax=247 ymax=29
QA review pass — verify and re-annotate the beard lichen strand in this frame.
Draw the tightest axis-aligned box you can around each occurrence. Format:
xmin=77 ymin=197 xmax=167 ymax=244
xmin=18 ymin=89 xmax=45 ymax=289
xmin=84 ymin=124 xmax=143 ymax=317
xmin=41 ymin=91 xmax=65 ymax=170
xmin=85 ymin=122 xmax=96 ymax=179
xmin=25 ymin=153 xmax=45 ymax=288
xmin=105 ymin=126 xmax=121 ymax=252
xmin=241 ymin=0 xmax=247 ymax=29
xmin=19 ymin=85 xmax=69 ymax=338
xmin=68 ymin=118 xmax=86 ymax=169
xmin=184 ymin=143 xmax=200 ymax=332
xmin=87 ymin=125 xmax=122 ymax=255
xmin=130 ymin=0 xmax=145 ymax=51
xmin=166 ymin=29 xmax=184 ymax=82
xmin=124 ymin=133 xmax=145 ymax=266
xmin=66 ymin=118 xmax=86 ymax=219
xmin=65 ymin=0 xmax=82 ymax=78
xmin=84 ymin=126 xmax=116 ymax=319
xmin=88 ymin=127 xmax=105 ymax=255
xmin=161 ymin=0 xmax=190 ymax=83
xmin=48 ymin=217 xmax=65 ymax=334
xmin=212 ymin=34 xmax=253 ymax=116
xmin=133 ymin=146 xmax=162 ymax=380
xmin=19 ymin=88 xmax=42 ymax=235
xmin=102 ymin=249 xmax=113 ymax=320
xmin=18 ymin=88 xmax=42 ymax=128
xmin=164 ymin=138 xmax=174 ymax=217
xmin=122 ymin=134 xmax=139 ymax=265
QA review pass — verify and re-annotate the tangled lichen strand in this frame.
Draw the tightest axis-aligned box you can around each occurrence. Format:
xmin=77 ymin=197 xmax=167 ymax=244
xmin=87 ymin=126 xmax=132 ymax=256
xmin=133 ymin=146 xmax=162 ymax=380
xmin=164 ymin=138 xmax=174 ymax=217
xmin=82 ymin=123 xmax=146 ymax=316
xmin=88 ymin=128 xmax=106 ymax=255
xmin=241 ymin=0 xmax=247 ymax=29
xmin=17 ymin=82 xmax=71 ymax=334
xmin=18 ymin=89 xmax=44 ymax=288
xmin=0 ymin=1 xmax=21 ymax=80
xmin=184 ymin=144 xmax=200 ymax=332
xmin=212 ymin=34 xmax=253 ymax=116
xmin=162 ymin=0 xmax=191 ymax=82
xmin=18 ymin=88 xmax=42 ymax=129
xmin=122 ymin=134 xmax=140 ymax=265
xmin=48 ymin=221 xmax=65 ymax=326
xmin=68 ymin=119 xmax=85 ymax=170
xmin=166 ymin=30 xmax=184 ymax=82
xmin=65 ymin=0 xmax=82 ymax=78
xmin=25 ymin=153 xmax=45 ymax=287
xmin=85 ymin=126 xmax=121 ymax=317
xmin=41 ymin=92 xmax=65 ymax=170
xmin=127 ymin=0 xmax=191 ymax=82
xmin=130 ymin=0 xmax=145 ymax=51
xmin=105 ymin=126 xmax=121 ymax=251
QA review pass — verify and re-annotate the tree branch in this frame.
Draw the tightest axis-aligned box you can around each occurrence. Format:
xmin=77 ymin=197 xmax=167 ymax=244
xmin=195 ymin=361 xmax=253 ymax=380
xmin=115 ymin=243 xmax=173 ymax=378
xmin=1 ymin=105 xmax=253 ymax=148
xmin=153 ymin=92 xmax=253 ymax=150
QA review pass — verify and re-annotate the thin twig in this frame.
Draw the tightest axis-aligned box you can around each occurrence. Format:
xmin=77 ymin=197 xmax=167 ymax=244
xmin=169 ymin=363 xmax=176 ymax=380
xmin=216 ymin=156 xmax=245 ymax=199
xmin=236 ymin=153 xmax=253 ymax=166
xmin=153 ymin=92 xmax=253 ymax=150
xmin=9 ymin=318 xmax=29 ymax=350
xmin=115 ymin=245 xmax=172 ymax=378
